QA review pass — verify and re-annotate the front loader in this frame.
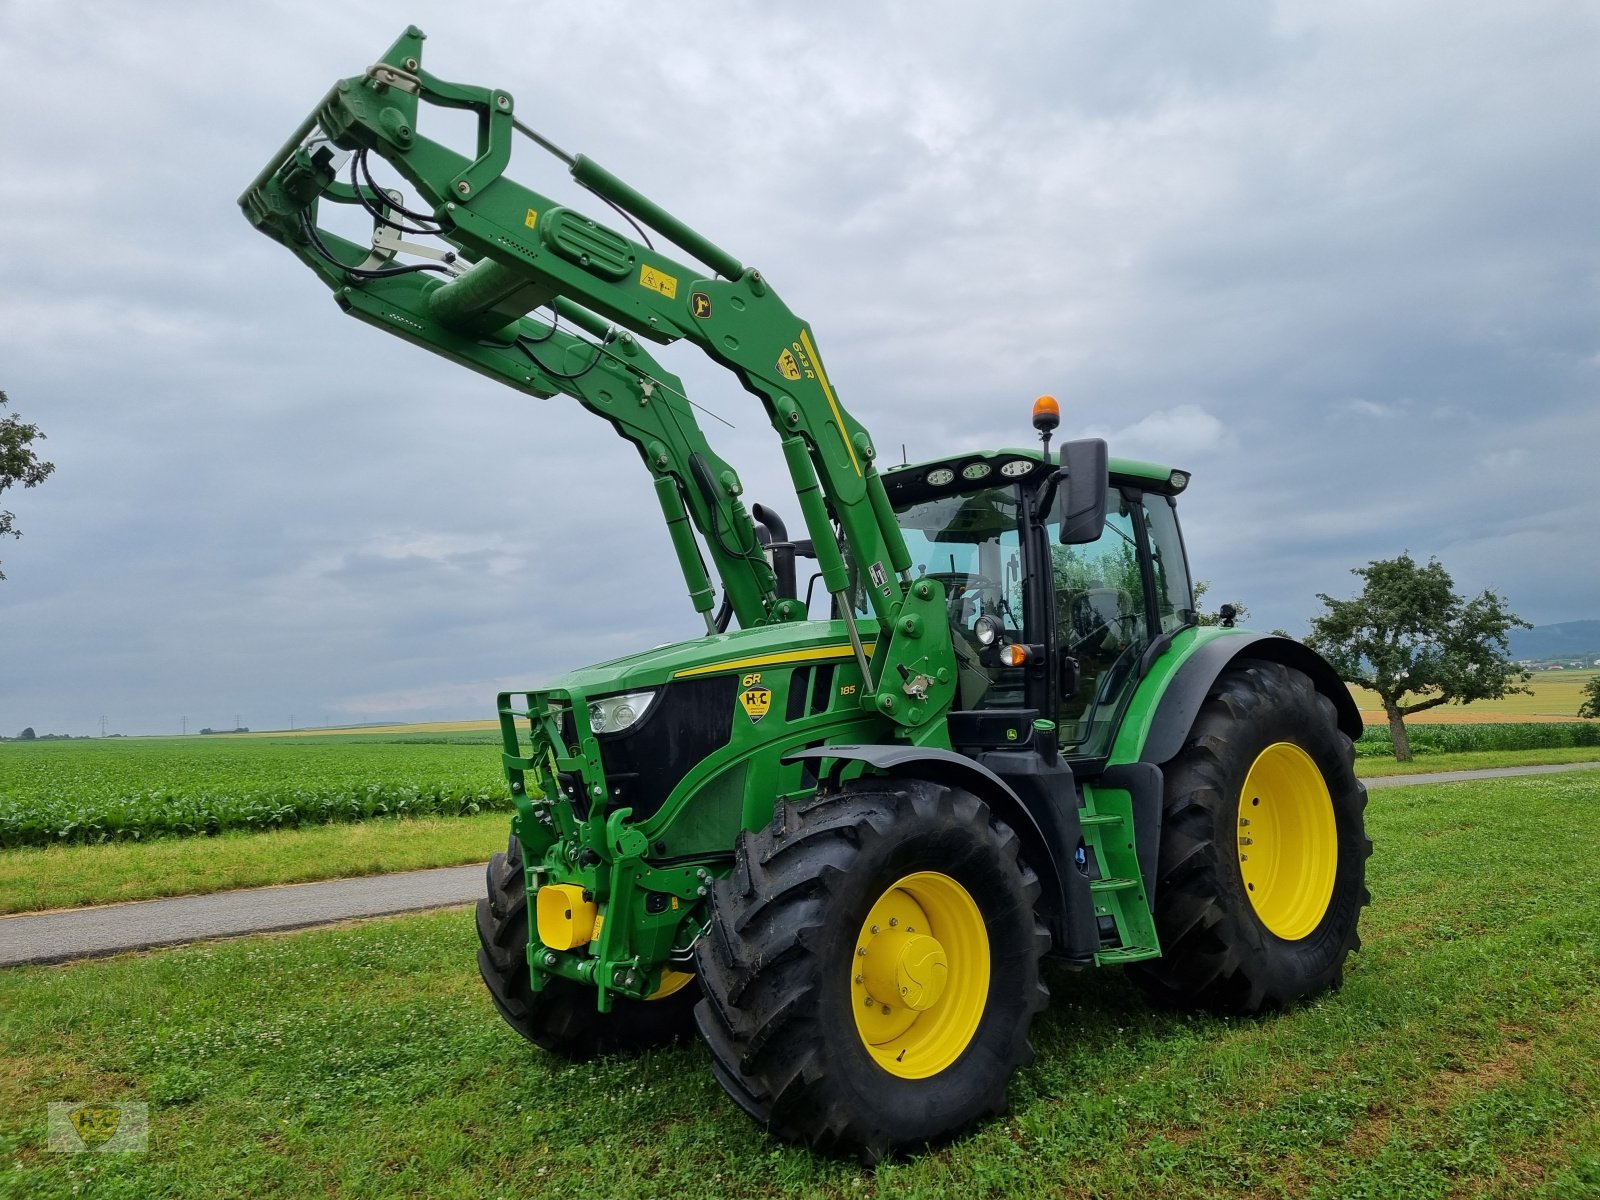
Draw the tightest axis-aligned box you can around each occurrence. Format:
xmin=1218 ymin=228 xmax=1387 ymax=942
xmin=242 ymin=28 xmax=1371 ymax=1161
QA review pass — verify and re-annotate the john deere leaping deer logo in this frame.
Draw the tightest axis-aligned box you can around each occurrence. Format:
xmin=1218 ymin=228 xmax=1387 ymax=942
xmin=739 ymin=672 xmax=772 ymax=723
xmin=68 ymin=1105 xmax=121 ymax=1150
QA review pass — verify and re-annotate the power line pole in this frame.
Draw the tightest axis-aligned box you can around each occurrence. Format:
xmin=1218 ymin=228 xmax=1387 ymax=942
xmin=99 ymin=715 xmax=107 ymax=738
xmin=181 ymin=715 xmax=188 ymax=735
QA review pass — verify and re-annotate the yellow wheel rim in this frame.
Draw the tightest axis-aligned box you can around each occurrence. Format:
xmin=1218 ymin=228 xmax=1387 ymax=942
xmin=1238 ymin=742 xmax=1338 ymax=940
xmin=850 ymin=872 xmax=989 ymax=1079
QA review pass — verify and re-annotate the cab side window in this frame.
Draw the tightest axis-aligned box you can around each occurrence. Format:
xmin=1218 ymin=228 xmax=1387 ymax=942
xmin=1141 ymin=494 xmax=1195 ymax=634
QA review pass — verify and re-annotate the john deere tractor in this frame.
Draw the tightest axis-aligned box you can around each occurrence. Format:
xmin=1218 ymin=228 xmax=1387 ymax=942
xmin=243 ymin=28 xmax=1371 ymax=1160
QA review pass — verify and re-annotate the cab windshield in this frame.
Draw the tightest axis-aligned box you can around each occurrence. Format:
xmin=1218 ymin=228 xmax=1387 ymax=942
xmin=892 ymin=485 xmax=1028 ymax=710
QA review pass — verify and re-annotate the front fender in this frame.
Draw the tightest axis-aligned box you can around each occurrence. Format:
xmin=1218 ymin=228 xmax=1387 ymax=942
xmin=1113 ymin=630 xmax=1363 ymax=767
xmin=782 ymin=743 xmax=1080 ymax=949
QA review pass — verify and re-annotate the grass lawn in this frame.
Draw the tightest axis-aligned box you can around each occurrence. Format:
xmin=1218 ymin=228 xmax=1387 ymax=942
xmin=0 ymin=813 xmax=511 ymax=916
xmin=2 ymin=770 xmax=1597 ymax=1198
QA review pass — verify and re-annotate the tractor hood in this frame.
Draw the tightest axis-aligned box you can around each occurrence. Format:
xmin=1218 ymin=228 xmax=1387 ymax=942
xmin=540 ymin=619 xmax=874 ymax=699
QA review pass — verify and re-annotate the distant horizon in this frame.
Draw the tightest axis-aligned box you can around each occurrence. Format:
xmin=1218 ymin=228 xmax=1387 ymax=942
xmin=8 ymin=623 xmax=1595 ymax=742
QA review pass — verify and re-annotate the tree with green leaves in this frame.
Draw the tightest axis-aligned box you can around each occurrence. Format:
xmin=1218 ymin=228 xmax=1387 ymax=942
xmin=1580 ymin=675 xmax=1600 ymax=720
xmin=1306 ymin=553 xmax=1531 ymax=761
xmin=1 ymin=389 xmax=55 ymax=580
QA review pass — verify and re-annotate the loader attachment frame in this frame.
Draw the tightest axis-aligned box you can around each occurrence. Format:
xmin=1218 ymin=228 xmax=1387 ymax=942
xmin=239 ymin=25 xmax=957 ymax=729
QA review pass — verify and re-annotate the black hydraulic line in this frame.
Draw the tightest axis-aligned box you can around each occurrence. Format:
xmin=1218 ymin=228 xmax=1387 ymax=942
xmin=350 ymin=151 xmax=443 ymax=236
xmin=690 ymin=454 xmax=763 ymax=564
xmin=357 ymin=149 xmax=442 ymax=225
xmin=518 ymin=309 xmax=561 ymax=345
xmin=514 ymin=329 xmax=613 ymax=381
xmin=580 ymin=182 xmax=655 ymax=251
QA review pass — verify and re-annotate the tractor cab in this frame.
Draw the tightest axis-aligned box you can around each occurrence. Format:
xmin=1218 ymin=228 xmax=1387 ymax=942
xmin=879 ymin=442 xmax=1197 ymax=765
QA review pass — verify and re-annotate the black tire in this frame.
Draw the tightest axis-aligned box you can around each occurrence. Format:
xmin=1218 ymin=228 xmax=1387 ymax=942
xmin=694 ymin=779 xmax=1050 ymax=1162
xmin=1127 ymin=659 xmax=1372 ymax=1014
xmin=475 ymin=832 xmax=699 ymax=1059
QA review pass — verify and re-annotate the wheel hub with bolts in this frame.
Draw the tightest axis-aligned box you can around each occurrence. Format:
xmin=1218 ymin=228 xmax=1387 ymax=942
xmin=862 ymin=929 xmax=948 ymax=1012
xmin=850 ymin=871 xmax=990 ymax=1079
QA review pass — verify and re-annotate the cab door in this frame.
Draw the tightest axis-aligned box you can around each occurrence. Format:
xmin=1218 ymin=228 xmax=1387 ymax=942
xmin=1045 ymin=486 xmax=1147 ymax=756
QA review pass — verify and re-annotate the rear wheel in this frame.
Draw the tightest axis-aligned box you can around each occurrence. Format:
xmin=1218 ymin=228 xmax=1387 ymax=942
xmin=475 ymin=832 xmax=699 ymax=1058
xmin=1128 ymin=659 xmax=1371 ymax=1013
xmin=694 ymin=779 xmax=1049 ymax=1162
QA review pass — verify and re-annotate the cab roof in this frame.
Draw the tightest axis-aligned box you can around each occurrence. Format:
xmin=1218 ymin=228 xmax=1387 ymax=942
xmin=883 ymin=447 xmax=1190 ymax=506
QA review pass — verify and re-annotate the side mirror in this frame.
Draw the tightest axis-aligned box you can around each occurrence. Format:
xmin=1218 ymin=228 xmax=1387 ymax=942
xmin=1058 ymin=438 xmax=1109 ymax=545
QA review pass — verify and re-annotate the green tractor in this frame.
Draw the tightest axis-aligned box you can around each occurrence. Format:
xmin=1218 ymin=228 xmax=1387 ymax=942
xmin=243 ymin=28 xmax=1371 ymax=1160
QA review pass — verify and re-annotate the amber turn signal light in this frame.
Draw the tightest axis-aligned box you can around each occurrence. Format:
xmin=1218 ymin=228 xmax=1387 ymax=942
xmin=999 ymin=644 xmax=1031 ymax=667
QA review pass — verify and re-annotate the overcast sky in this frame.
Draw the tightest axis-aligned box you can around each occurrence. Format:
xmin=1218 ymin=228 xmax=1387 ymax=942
xmin=2 ymin=1 xmax=1597 ymax=737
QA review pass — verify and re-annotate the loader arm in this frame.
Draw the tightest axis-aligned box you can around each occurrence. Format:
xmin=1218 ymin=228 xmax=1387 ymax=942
xmin=241 ymin=118 xmax=778 ymax=631
xmin=239 ymin=26 xmax=956 ymax=730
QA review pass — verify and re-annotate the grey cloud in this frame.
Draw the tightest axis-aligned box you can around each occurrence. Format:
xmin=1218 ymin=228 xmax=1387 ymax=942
xmin=3 ymin=1 xmax=1596 ymax=734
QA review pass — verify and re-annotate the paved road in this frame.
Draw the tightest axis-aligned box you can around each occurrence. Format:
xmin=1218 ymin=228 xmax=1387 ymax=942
xmin=3 ymin=761 xmax=1596 ymax=968
xmin=0 ymin=863 xmax=484 ymax=967
xmin=1361 ymin=760 xmax=1600 ymax=789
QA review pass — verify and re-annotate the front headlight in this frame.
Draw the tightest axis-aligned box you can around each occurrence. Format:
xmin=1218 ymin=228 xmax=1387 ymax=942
xmin=587 ymin=690 xmax=657 ymax=735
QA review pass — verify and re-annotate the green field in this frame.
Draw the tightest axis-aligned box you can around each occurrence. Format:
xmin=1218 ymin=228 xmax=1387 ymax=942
xmin=6 ymin=711 xmax=1598 ymax=855
xmin=0 ymin=735 xmax=508 ymax=848
xmin=1355 ymin=721 xmax=1600 ymax=758
xmin=2 ymin=770 xmax=1597 ymax=1199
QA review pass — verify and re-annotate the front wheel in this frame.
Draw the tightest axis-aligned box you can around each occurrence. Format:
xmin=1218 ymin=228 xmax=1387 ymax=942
xmin=1127 ymin=659 xmax=1371 ymax=1013
xmin=694 ymin=780 xmax=1049 ymax=1162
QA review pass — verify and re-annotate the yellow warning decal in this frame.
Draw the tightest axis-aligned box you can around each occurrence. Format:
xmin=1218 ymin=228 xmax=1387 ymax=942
xmin=777 ymin=348 xmax=802 ymax=381
xmin=640 ymin=265 xmax=678 ymax=298
xmin=739 ymin=685 xmax=773 ymax=723
xmin=588 ymin=913 xmax=605 ymax=944
xmin=524 ymin=208 xmax=539 ymax=229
